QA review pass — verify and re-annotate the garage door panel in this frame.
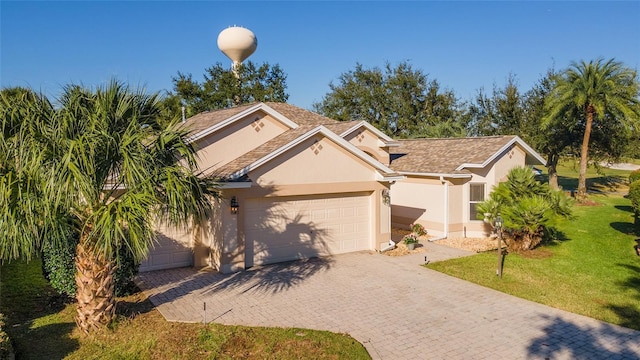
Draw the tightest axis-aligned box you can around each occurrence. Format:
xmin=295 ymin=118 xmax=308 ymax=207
xmin=139 ymin=229 xmax=193 ymax=272
xmin=245 ymin=193 xmax=371 ymax=267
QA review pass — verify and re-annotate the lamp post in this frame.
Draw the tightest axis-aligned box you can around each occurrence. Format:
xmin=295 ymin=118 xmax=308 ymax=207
xmin=495 ymin=213 xmax=504 ymax=278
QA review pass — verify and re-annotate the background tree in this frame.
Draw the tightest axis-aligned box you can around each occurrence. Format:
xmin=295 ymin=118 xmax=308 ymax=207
xmin=313 ymin=61 xmax=468 ymax=138
xmin=543 ymin=58 xmax=640 ymax=200
xmin=170 ymin=61 xmax=289 ymax=118
xmin=0 ymin=81 xmax=219 ymax=334
xmin=519 ymin=70 xmax=578 ymax=189
xmin=467 ymin=74 xmax=524 ymax=136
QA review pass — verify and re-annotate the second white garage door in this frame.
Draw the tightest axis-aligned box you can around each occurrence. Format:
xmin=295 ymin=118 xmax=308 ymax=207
xmin=244 ymin=192 xmax=372 ymax=267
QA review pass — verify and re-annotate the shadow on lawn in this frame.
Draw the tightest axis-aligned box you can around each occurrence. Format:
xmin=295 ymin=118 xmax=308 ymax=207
xmin=608 ymin=264 xmax=640 ymax=331
xmin=540 ymin=229 xmax=570 ymax=249
xmin=527 ymin=314 xmax=640 ymax=358
xmin=610 ymin=222 xmax=638 ymax=236
xmin=536 ymin=174 xmax=627 ymax=194
xmin=615 ymin=205 xmax=635 ymax=213
xmin=12 ymin=321 xmax=79 ymax=359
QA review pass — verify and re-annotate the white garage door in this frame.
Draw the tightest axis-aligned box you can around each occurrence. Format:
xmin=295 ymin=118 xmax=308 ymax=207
xmin=244 ymin=192 xmax=372 ymax=267
xmin=139 ymin=228 xmax=193 ymax=272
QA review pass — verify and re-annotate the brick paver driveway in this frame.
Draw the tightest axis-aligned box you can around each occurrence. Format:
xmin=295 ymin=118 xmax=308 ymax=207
xmin=136 ymin=246 xmax=640 ymax=359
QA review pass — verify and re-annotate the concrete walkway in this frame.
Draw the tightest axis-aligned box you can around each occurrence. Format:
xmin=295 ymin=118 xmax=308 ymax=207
xmin=136 ymin=244 xmax=640 ymax=359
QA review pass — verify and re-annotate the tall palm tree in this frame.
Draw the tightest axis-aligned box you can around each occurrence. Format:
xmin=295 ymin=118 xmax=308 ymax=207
xmin=0 ymin=81 xmax=218 ymax=333
xmin=543 ymin=58 xmax=640 ymax=200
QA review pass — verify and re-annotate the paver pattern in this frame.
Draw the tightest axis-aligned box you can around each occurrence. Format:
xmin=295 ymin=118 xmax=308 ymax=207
xmin=136 ymin=243 xmax=640 ymax=359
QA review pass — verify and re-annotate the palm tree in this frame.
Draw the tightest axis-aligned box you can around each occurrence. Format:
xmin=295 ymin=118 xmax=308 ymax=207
xmin=543 ymin=58 xmax=640 ymax=200
xmin=0 ymin=81 xmax=218 ymax=333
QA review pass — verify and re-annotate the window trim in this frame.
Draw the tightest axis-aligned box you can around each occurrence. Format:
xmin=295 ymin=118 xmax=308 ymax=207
xmin=469 ymin=183 xmax=486 ymax=221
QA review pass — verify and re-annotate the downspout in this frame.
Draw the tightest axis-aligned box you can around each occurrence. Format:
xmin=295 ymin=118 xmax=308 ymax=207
xmin=429 ymin=176 xmax=449 ymax=242
xmin=380 ymin=185 xmax=396 ymax=252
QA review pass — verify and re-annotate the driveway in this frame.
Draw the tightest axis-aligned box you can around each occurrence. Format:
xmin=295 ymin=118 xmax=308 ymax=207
xmin=136 ymin=244 xmax=640 ymax=359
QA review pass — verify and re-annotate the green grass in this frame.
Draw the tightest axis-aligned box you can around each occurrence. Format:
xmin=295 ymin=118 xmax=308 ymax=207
xmin=429 ymin=193 xmax=640 ymax=330
xmin=0 ymin=260 xmax=370 ymax=359
xmin=536 ymin=157 xmax=635 ymax=193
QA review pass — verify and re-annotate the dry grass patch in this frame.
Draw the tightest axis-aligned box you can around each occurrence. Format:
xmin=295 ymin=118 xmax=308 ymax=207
xmin=434 ymin=237 xmax=498 ymax=252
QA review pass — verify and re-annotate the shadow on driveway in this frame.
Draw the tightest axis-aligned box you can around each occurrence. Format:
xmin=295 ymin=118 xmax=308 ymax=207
xmin=136 ymin=256 xmax=333 ymax=307
xmin=528 ymin=314 xmax=640 ymax=359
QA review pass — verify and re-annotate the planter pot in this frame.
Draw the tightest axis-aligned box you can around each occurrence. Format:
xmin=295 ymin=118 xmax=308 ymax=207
xmin=406 ymin=243 xmax=416 ymax=250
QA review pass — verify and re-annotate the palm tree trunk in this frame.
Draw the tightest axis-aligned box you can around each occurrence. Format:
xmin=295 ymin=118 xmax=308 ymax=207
xmin=577 ymin=108 xmax=594 ymax=201
xmin=547 ymin=152 xmax=560 ymax=190
xmin=75 ymin=238 xmax=116 ymax=334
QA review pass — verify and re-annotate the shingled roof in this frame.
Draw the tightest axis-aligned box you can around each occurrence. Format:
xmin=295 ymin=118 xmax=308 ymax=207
xmin=390 ymin=136 xmax=530 ymax=175
xmin=181 ymin=102 xmax=339 ymax=139
xmin=181 ymin=103 xmax=258 ymax=135
xmin=264 ymin=102 xmax=339 ymax=126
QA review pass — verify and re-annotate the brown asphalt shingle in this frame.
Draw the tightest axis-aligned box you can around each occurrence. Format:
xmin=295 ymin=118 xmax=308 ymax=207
xmin=181 ymin=102 xmax=339 ymax=137
xmin=390 ymin=136 xmax=517 ymax=174
xmin=263 ymin=102 xmax=339 ymax=126
xmin=323 ymin=121 xmax=362 ymax=135
xmin=181 ymin=103 xmax=258 ymax=135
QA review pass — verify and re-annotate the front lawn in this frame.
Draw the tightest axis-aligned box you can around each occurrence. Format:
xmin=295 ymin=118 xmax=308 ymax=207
xmin=429 ymin=194 xmax=640 ymax=330
xmin=0 ymin=260 xmax=370 ymax=359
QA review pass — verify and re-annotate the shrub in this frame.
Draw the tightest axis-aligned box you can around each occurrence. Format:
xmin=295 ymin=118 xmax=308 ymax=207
xmin=630 ymin=169 xmax=640 ymax=186
xmin=0 ymin=313 xmax=13 ymax=360
xmin=42 ymin=233 xmax=139 ymax=297
xmin=477 ymin=166 xmax=574 ymax=252
xmin=410 ymin=223 xmax=427 ymax=237
xmin=629 ymin=180 xmax=640 ymax=217
xmin=42 ymin=229 xmax=78 ymax=297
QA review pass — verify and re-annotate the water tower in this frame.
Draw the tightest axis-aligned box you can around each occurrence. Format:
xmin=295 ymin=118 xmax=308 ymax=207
xmin=217 ymin=26 xmax=257 ymax=75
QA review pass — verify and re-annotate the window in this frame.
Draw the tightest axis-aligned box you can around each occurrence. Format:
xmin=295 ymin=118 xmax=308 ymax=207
xmin=469 ymin=183 xmax=485 ymax=221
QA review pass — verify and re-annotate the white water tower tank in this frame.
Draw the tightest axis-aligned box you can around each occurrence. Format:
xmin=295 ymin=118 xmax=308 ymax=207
xmin=217 ymin=26 xmax=257 ymax=67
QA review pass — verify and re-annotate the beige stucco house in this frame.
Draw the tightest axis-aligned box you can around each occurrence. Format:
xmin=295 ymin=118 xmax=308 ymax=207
xmin=389 ymin=136 xmax=546 ymax=238
xmin=140 ymin=102 xmax=402 ymax=272
xmin=139 ymin=102 xmax=545 ymax=273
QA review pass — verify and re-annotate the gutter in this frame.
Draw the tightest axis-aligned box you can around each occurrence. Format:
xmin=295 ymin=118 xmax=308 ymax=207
xmin=429 ymin=175 xmax=449 ymax=242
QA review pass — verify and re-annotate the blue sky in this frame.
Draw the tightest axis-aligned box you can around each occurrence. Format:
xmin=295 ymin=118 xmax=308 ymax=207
xmin=2 ymin=1 xmax=639 ymax=110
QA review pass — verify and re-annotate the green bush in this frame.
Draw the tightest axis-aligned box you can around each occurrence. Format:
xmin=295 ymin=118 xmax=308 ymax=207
xmin=42 ymin=234 xmax=139 ymax=298
xmin=0 ymin=313 xmax=13 ymax=360
xmin=42 ymin=230 xmax=79 ymax=297
xmin=630 ymin=169 xmax=640 ymax=186
xmin=629 ymin=180 xmax=640 ymax=216
xmin=477 ymin=166 xmax=574 ymax=252
xmin=113 ymin=243 xmax=139 ymax=296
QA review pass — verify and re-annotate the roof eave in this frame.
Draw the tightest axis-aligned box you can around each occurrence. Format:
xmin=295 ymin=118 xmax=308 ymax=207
xmin=398 ymin=171 xmax=472 ymax=179
xmin=454 ymin=136 xmax=546 ymax=171
xmin=228 ymin=125 xmax=398 ymax=181
xmin=186 ymin=103 xmax=299 ymax=143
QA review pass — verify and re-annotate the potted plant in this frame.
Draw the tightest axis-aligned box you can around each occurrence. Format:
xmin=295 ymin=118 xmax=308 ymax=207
xmin=403 ymin=233 xmax=419 ymax=250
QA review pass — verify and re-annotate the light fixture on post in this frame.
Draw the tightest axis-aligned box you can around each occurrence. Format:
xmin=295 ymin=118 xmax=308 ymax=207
xmin=495 ymin=213 xmax=504 ymax=278
xmin=230 ymin=196 xmax=239 ymax=215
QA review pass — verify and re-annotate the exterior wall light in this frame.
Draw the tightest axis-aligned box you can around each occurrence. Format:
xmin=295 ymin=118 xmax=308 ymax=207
xmin=230 ymin=196 xmax=239 ymax=215
xmin=382 ymin=189 xmax=390 ymax=206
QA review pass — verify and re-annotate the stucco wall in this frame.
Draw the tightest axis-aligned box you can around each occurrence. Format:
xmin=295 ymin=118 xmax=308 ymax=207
xmin=390 ymin=144 xmax=532 ymax=239
xmin=343 ymin=127 xmax=390 ymax=165
xmin=390 ymin=177 xmax=446 ymax=235
xmin=249 ymin=135 xmax=377 ymax=186
xmin=194 ymin=111 xmax=289 ymax=172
